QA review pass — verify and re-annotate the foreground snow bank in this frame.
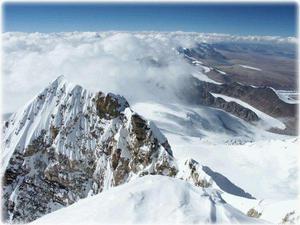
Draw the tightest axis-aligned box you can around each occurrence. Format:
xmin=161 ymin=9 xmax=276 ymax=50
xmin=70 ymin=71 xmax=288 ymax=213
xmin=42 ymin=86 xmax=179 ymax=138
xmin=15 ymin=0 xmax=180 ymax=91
xmin=32 ymin=175 xmax=263 ymax=225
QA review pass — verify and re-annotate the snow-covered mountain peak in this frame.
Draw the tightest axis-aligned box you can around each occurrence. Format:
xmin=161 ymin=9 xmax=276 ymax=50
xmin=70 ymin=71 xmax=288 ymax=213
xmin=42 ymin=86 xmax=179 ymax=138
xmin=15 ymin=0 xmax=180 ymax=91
xmin=2 ymin=76 xmax=177 ymax=223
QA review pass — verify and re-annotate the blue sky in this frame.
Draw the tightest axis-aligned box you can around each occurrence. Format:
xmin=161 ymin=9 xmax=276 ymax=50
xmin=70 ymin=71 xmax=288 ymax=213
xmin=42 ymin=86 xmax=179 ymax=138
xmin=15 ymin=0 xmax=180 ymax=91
xmin=3 ymin=3 xmax=297 ymax=36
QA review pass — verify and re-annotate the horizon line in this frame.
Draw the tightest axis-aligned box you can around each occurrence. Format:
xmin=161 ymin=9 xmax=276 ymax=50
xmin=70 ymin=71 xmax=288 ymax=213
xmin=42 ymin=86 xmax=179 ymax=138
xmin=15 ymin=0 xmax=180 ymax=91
xmin=2 ymin=30 xmax=297 ymax=38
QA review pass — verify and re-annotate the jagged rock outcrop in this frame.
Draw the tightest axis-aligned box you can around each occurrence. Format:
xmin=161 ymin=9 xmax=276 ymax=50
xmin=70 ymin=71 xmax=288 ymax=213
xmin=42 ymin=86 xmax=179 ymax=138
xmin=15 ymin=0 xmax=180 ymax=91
xmin=214 ymin=97 xmax=259 ymax=122
xmin=177 ymin=158 xmax=256 ymax=201
xmin=1 ymin=76 xmax=177 ymax=223
xmin=177 ymin=159 xmax=213 ymax=188
xmin=247 ymin=208 xmax=262 ymax=218
xmin=281 ymin=211 xmax=300 ymax=224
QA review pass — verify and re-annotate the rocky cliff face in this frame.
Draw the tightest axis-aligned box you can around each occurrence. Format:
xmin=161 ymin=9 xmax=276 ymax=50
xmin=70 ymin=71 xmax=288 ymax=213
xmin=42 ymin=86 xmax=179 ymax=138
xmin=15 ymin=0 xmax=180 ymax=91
xmin=1 ymin=76 xmax=177 ymax=223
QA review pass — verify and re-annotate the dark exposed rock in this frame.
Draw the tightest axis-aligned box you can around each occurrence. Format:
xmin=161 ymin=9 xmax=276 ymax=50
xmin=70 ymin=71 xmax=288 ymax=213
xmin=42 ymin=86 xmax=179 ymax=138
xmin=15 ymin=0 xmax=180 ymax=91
xmin=50 ymin=126 xmax=59 ymax=140
xmin=3 ymin=170 xmax=20 ymax=186
xmin=247 ymin=208 xmax=262 ymax=218
xmin=131 ymin=114 xmax=149 ymax=141
xmin=95 ymin=92 xmax=129 ymax=119
xmin=214 ymin=97 xmax=259 ymax=122
xmin=111 ymin=149 xmax=122 ymax=170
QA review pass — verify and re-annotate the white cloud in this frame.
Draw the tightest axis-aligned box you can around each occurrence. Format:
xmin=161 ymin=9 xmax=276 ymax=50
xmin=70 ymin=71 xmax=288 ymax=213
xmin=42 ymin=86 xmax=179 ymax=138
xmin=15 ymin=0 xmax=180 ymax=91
xmin=2 ymin=31 xmax=296 ymax=113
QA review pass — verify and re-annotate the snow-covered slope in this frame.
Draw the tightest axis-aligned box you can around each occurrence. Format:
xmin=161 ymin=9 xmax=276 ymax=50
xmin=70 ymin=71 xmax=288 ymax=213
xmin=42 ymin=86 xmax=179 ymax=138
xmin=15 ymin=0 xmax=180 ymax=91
xmin=132 ymin=101 xmax=286 ymax=144
xmin=31 ymin=175 xmax=263 ymax=225
xmin=132 ymin=101 xmax=299 ymax=224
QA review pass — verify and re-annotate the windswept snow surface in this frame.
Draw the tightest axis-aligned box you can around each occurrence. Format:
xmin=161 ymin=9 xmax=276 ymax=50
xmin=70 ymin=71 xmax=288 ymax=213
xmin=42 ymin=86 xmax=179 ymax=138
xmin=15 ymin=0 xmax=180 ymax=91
xmin=31 ymin=176 xmax=263 ymax=225
xmin=239 ymin=65 xmax=262 ymax=71
xmin=210 ymin=93 xmax=286 ymax=130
